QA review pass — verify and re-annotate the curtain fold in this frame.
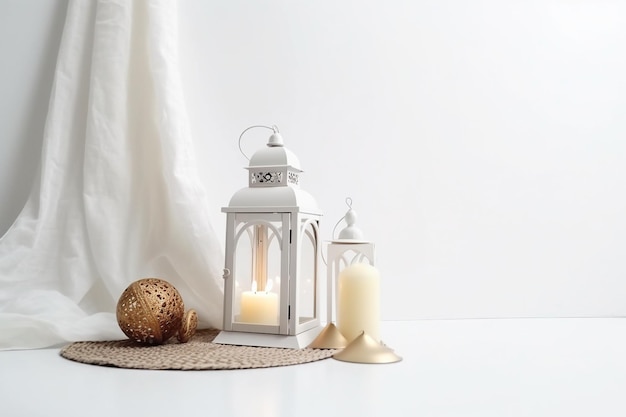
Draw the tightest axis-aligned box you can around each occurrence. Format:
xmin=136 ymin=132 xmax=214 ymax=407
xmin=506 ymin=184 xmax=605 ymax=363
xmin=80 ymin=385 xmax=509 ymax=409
xmin=0 ymin=0 xmax=224 ymax=350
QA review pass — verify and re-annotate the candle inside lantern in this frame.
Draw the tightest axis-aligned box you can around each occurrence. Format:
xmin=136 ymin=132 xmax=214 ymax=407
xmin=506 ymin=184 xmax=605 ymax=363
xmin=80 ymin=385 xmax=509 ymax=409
xmin=240 ymin=279 xmax=279 ymax=325
xmin=337 ymin=263 xmax=380 ymax=342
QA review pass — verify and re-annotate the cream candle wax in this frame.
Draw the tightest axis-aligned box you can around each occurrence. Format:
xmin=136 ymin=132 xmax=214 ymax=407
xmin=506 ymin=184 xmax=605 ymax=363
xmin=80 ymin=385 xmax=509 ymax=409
xmin=239 ymin=280 xmax=279 ymax=325
xmin=337 ymin=263 xmax=381 ymax=342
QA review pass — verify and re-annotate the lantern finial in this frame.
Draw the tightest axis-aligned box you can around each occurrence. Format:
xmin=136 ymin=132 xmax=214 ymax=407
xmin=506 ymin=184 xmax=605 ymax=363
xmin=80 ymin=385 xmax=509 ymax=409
xmin=335 ymin=197 xmax=365 ymax=241
xmin=267 ymin=125 xmax=284 ymax=147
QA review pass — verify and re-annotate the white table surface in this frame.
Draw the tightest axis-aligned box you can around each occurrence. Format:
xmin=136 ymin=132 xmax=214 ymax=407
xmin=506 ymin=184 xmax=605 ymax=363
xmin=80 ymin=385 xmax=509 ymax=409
xmin=1 ymin=318 xmax=625 ymax=417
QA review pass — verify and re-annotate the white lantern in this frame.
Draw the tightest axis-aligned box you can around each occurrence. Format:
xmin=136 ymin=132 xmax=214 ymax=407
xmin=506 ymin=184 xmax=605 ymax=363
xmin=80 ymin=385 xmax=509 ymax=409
xmin=309 ymin=198 xmax=377 ymax=349
xmin=214 ymin=127 xmax=323 ymax=348
xmin=326 ymin=199 xmax=376 ymax=329
xmin=310 ymin=198 xmax=401 ymax=364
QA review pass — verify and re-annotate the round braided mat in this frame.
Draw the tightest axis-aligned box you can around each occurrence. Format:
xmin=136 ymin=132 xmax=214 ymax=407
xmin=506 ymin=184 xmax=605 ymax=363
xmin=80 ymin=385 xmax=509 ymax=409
xmin=60 ymin=329 xmax=336 ymax=370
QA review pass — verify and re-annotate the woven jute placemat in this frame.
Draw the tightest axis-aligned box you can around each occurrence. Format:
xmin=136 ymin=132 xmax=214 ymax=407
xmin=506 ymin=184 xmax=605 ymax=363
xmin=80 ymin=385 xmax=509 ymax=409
xmin=60 ymin=329 xmax=336 ymax=370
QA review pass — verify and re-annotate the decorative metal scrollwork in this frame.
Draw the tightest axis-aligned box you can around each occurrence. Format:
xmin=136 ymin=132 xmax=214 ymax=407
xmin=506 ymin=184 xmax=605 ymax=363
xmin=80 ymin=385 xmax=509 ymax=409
xmin=288 ymin=171 xmax=299 ymax=185
xmin=251 ymin=171 xmax=283 ymax=185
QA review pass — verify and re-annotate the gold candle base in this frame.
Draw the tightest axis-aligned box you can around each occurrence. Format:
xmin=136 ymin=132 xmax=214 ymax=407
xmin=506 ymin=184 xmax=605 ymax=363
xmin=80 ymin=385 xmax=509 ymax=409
xmin=308 ymin=322 xmax=348 ymax=349
xmin=333 ymin=331 xmax=402 ymax=364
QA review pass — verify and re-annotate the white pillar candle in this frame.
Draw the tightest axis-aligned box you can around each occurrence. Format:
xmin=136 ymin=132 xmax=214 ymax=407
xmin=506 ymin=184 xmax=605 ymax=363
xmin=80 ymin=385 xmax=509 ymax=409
xmin=240 ymin=291 xmax=278 ymax=325
xmin=337 ymin=263 xmax=380 ymax=342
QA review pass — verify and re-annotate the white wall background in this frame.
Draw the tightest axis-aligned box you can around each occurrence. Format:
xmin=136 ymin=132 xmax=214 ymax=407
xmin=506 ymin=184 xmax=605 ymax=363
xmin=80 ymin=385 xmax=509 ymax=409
xmin=1 ymin=0 xmax=625 ymax=321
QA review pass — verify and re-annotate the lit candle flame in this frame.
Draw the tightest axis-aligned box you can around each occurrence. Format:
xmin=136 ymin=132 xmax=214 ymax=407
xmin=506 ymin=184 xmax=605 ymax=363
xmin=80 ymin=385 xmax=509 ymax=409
xmin=252 ymin=278 xmax=275 ymax=293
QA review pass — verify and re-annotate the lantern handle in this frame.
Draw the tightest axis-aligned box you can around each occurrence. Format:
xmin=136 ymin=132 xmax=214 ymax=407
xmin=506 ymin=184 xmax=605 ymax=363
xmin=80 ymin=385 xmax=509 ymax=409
xmin=321 ymin=197 xmax=353 ymax=266
xmin=331 ymin=197 xmax=353 ymax=239
xmin=238 ymin=125 xmax=280 ymax=161
xmin=331 ymin=217 xmax=344 ymax=240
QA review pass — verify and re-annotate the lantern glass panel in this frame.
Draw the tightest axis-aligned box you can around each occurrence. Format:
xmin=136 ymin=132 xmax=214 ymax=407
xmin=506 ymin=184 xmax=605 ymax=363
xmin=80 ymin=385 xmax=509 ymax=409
xmin=232 ymin=219 xmax=282 ymax=326
xmin=297 ymin=220 xmax=318 ymax=325
xmin=326 ymin=242 xmax=375 ymax=324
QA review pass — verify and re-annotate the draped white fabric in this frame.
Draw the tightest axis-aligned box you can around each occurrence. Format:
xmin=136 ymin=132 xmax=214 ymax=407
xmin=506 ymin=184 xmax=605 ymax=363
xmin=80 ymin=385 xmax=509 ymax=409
xmin=0 ymin=0 xmax=224 ymax=350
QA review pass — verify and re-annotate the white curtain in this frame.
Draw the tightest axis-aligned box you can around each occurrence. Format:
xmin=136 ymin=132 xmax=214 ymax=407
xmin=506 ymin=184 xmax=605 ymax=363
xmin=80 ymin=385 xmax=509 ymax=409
xmin=0 ymin=0 xmax=224 ymax=350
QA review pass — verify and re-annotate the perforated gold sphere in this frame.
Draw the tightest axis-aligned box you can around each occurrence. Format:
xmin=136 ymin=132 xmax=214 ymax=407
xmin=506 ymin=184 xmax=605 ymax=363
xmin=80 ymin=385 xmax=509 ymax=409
xmin=116 ymin=278 xmax=197 ymax=345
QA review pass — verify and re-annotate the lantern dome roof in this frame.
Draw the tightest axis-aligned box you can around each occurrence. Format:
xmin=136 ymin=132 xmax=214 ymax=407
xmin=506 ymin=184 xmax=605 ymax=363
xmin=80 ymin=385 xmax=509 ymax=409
xmin=225 ymin=186 xmax=321 ymax=215
xmin=248 ymin=132 xmax=302 ymax=171
xmin=223 ymin=128 xmax=322 ymax=215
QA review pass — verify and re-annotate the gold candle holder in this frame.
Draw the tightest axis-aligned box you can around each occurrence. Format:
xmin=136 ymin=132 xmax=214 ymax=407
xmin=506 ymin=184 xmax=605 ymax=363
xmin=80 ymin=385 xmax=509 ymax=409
xmin=333 ymin=331 xmax=402 ymax=364
xmin=308 ymin=322 xmax=348 ymax=349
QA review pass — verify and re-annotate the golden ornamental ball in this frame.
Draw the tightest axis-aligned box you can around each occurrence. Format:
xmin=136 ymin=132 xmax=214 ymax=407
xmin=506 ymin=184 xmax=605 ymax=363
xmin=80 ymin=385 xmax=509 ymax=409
xmin=116 ymin=278 xmax=197 ymax=345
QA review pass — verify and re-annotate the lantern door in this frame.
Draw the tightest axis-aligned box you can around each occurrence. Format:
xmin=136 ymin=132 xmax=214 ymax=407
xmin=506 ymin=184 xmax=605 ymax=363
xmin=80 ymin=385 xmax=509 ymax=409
xmin=223 ymin=212 xmax=290 ymax=335
xmin=291 ymin=215 xmax=321 ymax=335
